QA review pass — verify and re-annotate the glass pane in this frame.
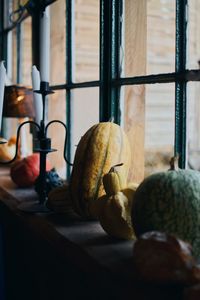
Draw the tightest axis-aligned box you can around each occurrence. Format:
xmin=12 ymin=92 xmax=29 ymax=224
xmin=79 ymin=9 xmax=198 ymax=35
xmin=10 ymin=18 xmax=32 ymax=85
xmin=74 ymin=0 xmax=99 ymax=82
xmin=187 ymin=1 xmax=200 ymax=70
xmin=21 ymin=17 xmax=32 ymax=85
xmin=145 ymin=83 xmax=175 ymax=177
xmin=11 ymin=27 xmax=17 ymax=83
xmin=47 ymin=89 xmax=67 ymax=178
xmin=71 ymin=87 xmax=99 ymax=160
xmin=3 ymin=0 xmax=13 ymax=28
xmin=50 ymin=0 xmax=66 ymax=85
xmin=187 ymin=82 xmax=200 ymax=170
xmin=124 ymin=0 xmax=175 ymax=77
xmin=121 ymin=83 xmax=174 ymax=183
xmin=12 ymin=0 xmax=19 ymax=13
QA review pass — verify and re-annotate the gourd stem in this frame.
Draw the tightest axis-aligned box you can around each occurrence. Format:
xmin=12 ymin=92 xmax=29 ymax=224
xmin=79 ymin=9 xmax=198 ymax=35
xmin=109 ymin=162 xmax=123 ymax=173
xmin=169 ymin=156 xmax=179 ymax=171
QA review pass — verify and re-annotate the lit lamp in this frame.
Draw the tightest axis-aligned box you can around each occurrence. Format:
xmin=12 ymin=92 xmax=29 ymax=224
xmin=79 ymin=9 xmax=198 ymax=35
xmin=3 ymin=85 xmax=35 ymax=157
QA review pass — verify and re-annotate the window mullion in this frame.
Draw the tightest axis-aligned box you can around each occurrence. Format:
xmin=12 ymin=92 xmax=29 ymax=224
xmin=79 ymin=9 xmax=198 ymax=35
xmin=0 ymin=1 xmax=3 ymax=60
xmin=100 ymin=0 xmax=121 ymax=123
xmin=100 ymin=0 xmax=112 ymax=122
xmin=0 ymin=1 xmax=7 ymax=62
xmin=17 ymin=22 xmax=22 ymax=83
xmin=175 ymin=0 xmax=188 ymax=168
xmin=31 ymin=10 xmax=40 ymax=68
xmin=66 ymin=0 xmax=74 ymax=178
xmin=111 ymin=0 xmax=122 ymax=124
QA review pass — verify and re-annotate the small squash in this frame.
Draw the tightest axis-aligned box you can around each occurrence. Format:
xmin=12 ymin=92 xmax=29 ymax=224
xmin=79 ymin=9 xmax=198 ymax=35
xmin=102 ymin=163 xmax=127 ymax=197
xmin=91 ymin=164 xmax=138 ymax=240
xmin=10 ymin=153 xmax=51 ymax=188
xmin=0 ymin=136 xmax=19 ymax=161
xmin=70 ymin=122 xmax=131 ymax=219
xmin=132 ymin=231 xmax=200 ymax=285
xmin=47 ymin=184 xmax=73 ymax=213
xmin=98 ymin=191 xmax=135 ymax=240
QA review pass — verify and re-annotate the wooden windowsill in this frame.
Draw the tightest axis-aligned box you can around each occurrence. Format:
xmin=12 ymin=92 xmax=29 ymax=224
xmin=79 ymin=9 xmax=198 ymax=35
xmin=0 ymin=167 xmax=183 ymax=300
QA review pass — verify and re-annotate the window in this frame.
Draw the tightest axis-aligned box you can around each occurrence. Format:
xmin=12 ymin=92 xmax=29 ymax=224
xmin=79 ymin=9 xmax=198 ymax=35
xmin=0 ymin=0 xmax=33 ymax=155
xmin=0 ymin=0 xmax=200 ymax=181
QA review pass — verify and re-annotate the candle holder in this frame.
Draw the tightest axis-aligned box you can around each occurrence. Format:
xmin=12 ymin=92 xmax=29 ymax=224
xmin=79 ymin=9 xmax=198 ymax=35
xmin=0 ymin=81 xmax=72 ymax=213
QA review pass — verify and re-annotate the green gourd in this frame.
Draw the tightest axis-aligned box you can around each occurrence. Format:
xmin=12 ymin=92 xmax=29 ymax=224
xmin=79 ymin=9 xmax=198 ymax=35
xmin=132 ymin=157 xmax=200 ymax=259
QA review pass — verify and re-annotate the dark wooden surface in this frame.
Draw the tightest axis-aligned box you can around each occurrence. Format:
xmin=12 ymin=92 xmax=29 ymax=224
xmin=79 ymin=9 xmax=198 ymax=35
xmin=0 ymin=167 xmax=184 ymax=300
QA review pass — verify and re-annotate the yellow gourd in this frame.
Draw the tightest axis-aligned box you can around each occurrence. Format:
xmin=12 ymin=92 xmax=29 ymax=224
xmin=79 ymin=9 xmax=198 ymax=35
xmin=99 ymin=191 xmax=135 ymax=240
xmin=102 ymin=163 xmax=127 ymax=196
xmin=91 ymin=164 xmax=139 ymax=240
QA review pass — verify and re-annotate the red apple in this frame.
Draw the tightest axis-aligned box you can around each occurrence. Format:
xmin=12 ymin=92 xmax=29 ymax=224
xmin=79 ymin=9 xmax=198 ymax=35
xmin=10 ymin=153 xmax=52 ymax=187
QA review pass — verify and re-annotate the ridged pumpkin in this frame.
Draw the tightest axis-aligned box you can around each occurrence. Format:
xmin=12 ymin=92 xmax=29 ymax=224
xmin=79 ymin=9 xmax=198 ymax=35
xmin=70 ymin=122 xmax=131 ymax=219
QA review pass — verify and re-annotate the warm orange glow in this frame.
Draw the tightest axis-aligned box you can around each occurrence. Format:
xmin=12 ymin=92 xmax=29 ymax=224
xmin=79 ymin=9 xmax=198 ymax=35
xmin=16 ymin=95 xmax=25 ymax=102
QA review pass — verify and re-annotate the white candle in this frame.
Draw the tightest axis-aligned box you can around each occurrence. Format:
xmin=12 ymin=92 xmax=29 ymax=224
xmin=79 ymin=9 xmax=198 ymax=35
xmin=40 ymin=7 xmax=50 ymax=82
xmin=31 ymin=65 xmax=43 ymax=124
xmin=0 ymin=61 xmax=6 ymax=133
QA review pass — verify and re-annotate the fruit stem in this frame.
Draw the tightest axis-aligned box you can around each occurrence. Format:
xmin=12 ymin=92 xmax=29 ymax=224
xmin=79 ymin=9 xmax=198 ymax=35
xmin=169 ymin=156 xmax=179 ymax=171
xmin=109 ymin=163 xmax=123 ymax=173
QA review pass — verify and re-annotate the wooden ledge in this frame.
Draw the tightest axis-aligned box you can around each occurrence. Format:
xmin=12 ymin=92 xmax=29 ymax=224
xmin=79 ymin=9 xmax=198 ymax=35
xmin=0 ymin=167 xmax=183 ymax=300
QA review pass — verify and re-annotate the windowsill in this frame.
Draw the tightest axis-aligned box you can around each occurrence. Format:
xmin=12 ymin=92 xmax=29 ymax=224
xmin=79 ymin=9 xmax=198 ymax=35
xmin=0 ymin=166 xmax=183 ymax=299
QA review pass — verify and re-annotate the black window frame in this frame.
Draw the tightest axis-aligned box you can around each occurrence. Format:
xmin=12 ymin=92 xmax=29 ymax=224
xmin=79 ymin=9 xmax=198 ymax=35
xmin=0 ymin=0 xmax=200 ymax=177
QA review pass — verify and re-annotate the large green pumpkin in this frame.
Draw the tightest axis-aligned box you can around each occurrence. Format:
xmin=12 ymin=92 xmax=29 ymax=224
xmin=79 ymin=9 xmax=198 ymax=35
xmin=132 ymin=159 xmax=200 ymax=258
xmin=70 ymin=122 xmax=131 ymax=219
